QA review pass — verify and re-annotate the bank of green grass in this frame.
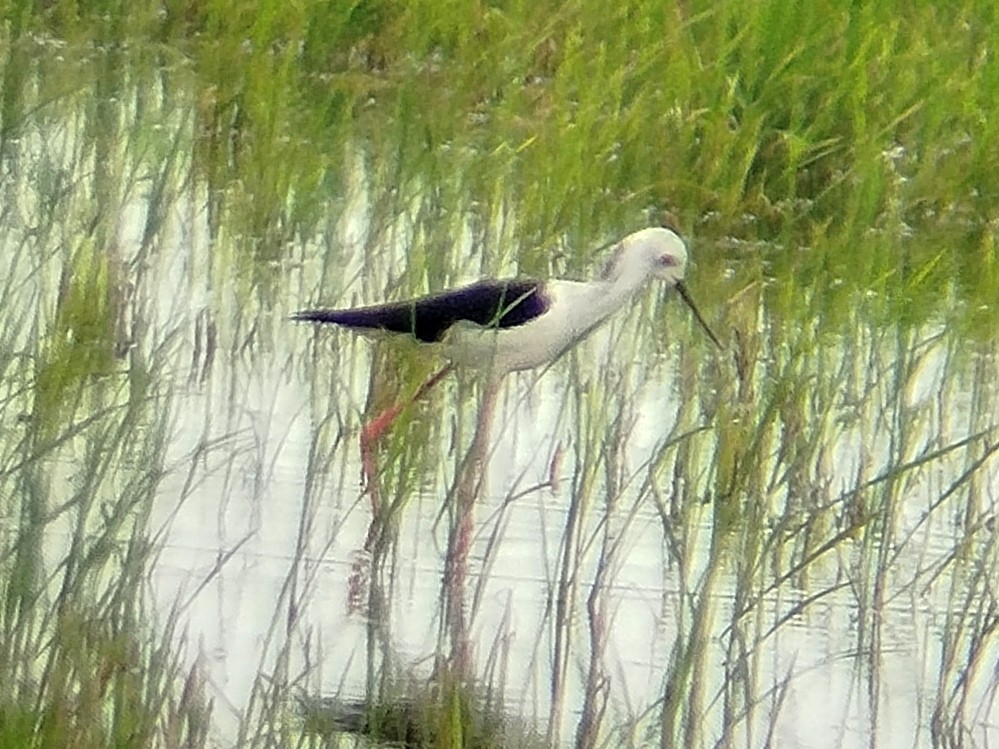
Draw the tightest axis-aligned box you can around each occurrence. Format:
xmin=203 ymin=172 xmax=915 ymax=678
xmin=5 ymin=0 xmax=997 ymax=331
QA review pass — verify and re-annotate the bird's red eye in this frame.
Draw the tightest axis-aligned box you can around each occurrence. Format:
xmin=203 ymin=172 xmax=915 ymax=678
xmin=659 ymin=254 xmax=678 ymax=267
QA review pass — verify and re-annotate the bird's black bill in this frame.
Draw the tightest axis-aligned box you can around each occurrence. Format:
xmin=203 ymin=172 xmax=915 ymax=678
xmin=675 ymin=281 xmax=722 ymax=349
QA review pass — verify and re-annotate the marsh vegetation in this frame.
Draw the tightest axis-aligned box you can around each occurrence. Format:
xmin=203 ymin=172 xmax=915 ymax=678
xmin=2 ymin=1 xmax=998 ymax=746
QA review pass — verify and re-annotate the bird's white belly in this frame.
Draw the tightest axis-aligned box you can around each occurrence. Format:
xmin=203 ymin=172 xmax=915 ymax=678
xmin=443 ymin=321 xmax=566 ymax=373
xmin=441 ymin=280 xmax=625 ymax=374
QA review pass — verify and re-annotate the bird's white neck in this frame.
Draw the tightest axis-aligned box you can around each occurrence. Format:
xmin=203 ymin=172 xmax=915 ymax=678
xmin=564 ymin=268 xmax=655 ymax=337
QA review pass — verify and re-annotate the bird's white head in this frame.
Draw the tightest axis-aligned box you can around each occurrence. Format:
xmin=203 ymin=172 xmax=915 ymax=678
xmin=601 ymin=226 xmax=723 ymax=348
xmin=601 ymin=226 xmax=688 ymax=288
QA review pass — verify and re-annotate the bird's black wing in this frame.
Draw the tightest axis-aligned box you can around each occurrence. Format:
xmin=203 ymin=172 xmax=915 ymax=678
xmin=293 ymin=279 xmax=548 ymax=343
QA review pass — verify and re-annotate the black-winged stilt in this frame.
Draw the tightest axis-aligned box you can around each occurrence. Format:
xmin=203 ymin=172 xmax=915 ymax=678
xmin=296 ymin=227 xmax=719 ymax=483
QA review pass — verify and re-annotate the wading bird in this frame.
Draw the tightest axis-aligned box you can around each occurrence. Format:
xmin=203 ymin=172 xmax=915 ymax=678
xmin=295 ymin=226 xmax=721 ymax=499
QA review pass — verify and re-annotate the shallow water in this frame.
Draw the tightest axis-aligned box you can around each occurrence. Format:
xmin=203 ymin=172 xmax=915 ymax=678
xmin=139 ymin=200 xmax=999 ymax=747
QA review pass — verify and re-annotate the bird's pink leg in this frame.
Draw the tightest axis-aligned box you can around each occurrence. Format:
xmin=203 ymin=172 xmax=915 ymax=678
xmin=359 ymin=402 xmax=406 ymax=510
xmin=349 ymin=363 xmax=454 ymax=614
xmin=444 ymin=378 xmax=499 ymax=671
xmin=358 ymin=363 xmax=455 ymax=522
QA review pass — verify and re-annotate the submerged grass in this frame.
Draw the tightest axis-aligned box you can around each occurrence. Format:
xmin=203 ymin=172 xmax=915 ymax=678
xmin=0 ymin=348 xmax=209 ymax=748
xmin=2 ymin=0 xmax=999 ymax=747
xmin=298 ymin=670 xmax=545 ymax=747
